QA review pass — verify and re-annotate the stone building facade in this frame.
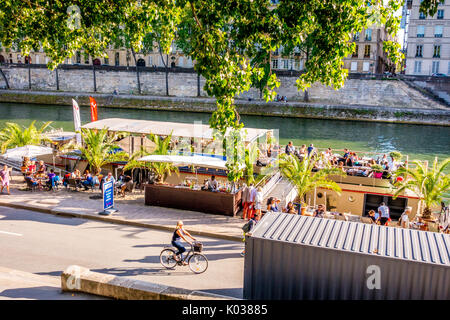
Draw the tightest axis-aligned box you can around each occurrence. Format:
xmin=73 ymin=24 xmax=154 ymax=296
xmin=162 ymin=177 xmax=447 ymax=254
xmin=405 ymin=0 xmax=450 ymax=75
xmin=343 ymin=28 xmax=392 ymax=74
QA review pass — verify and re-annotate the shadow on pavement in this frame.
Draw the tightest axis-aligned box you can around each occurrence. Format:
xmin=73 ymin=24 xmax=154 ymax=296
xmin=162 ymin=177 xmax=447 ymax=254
xmin=0 ymin=286 xmax=105 ymax=300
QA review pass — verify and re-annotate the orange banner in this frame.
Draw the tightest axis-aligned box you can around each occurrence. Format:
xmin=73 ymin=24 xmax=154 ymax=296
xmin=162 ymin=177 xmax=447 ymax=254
xmin=89 ymin=96 xmax=98 ymax=122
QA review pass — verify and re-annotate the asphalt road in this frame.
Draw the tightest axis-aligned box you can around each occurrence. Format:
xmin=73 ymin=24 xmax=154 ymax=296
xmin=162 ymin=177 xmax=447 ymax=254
xmin=0 ymin=206 xmax=245 ymax=299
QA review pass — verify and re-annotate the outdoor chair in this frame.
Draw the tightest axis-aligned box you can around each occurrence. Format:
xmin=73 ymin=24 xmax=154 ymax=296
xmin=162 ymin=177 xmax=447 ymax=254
xmin=334 ymin=214 xmax=347 ymax=221
xmin=25 ymin=179 xmax=39 ymax=192
xmin=68 ymin=178 xmax=79 ymax=192
xmin=360 ymin=217 xmax=374 ymax=224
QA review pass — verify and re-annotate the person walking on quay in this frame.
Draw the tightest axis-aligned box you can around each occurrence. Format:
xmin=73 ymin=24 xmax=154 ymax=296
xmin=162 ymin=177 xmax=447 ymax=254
xmin=244 ymin=183 xmax=256 ymax=220
xmin=241 ymin=183 xmax=250 ymax=219
xmin=240 ymin=215 xmax=259 ymax=257
xmin=377 ymin=202 xmax=390 ymax=226
xmin=171 ymin=220 xmax=196 ymax=265
xmin=0 ymin=165 xmax=11 ymax=195
xmin=254 ymin=187 xmax=264 ymax=219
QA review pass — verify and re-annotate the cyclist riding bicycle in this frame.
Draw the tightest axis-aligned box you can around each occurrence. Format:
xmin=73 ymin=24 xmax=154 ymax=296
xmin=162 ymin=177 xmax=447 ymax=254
xmin=172 ymin=220 xmax=196 ymax=265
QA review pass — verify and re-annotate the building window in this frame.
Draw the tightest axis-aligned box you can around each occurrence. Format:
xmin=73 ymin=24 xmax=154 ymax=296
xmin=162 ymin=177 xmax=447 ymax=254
xmin=432 ymin=61 xmax=440 ymax=74
xmin=84 ymin=55 xmax=89 ymax=64
xmin=433 ymin=45 xmax=441 ymax=58
xmin=283 ymin=59 xmax=289 ymax=69
xmin=352 ymin=45 xmax=359 ymax=57
xmin=414 ymin=61 xmax=422 ymax=73
xmin=353 ymin=32 xmax=360 ymax=41
xmin=272 ymin=59 xmax=278 ymax=69
xmin=104 ymin=57 xmax=109 ymax=65
xmin=76 ymin=51 xmax=81 ymax=64
xmin=351 ymin=61 xmax=358 ymax=71
xmin=415 ymin=45 xmax=423 ymax=57
xmin=273 ymin=48 xmax=279 ymax=56
xmin=417 ymin=26 xmax=425 ymax=37
xmin=364 ymin=45 xmax=370 ymax=58
xmin=434 ymin=25 xmax=443 ymax=37
xmin=115 ymin=52 xmax=120 ymax=66
xmin=149 ymin=56 xmax=153 ymax=66
xmin=363 ymin=61 xmax=370 ymax=72
xmin=365 ymin=29 xmax=372 ymax=41
xmin=419 ymin=11 xmax=426 ymax=19
xmin=437 ymin=9 xmax=444 ymax=19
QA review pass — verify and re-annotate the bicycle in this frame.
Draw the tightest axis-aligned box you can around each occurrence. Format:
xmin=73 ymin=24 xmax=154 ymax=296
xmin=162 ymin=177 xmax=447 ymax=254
xmin=159 ymin=241 xmax=208 ymax=274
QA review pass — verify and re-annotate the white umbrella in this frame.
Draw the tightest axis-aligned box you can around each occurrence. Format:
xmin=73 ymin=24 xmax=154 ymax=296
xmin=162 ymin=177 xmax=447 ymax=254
xmin=137 ymin=154 xmax=228 ymax=170
xmin=1 ymin=145 xmax=54 ymax=162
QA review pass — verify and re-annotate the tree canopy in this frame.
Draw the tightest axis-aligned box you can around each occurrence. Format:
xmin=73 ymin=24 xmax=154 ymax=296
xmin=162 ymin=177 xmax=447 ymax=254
xmin=0 ymin=0 xmax=442 ymax=133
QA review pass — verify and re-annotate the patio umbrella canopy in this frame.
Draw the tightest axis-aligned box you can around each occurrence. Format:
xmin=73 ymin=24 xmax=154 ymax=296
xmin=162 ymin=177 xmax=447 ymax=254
xmin=1 ymin=145 xmax=54 ymax=162
xmin=137 ymin=154 xmax=229 ymax=170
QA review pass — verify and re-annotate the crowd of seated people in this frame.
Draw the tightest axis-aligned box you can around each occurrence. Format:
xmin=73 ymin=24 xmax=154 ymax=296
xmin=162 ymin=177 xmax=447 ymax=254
xmin=283 ymin=142 xmax=404 ymax=179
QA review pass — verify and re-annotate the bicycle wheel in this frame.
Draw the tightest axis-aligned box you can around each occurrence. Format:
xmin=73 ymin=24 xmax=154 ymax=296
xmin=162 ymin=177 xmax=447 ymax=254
xmin=188 ymin=253 xmax=208 ymax=274
xmin=160 ymin=248 xmax=177 ymax=269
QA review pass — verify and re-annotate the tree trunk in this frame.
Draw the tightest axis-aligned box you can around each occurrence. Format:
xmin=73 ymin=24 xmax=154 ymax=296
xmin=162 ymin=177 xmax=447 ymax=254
xmin=422 ymin=206 xmax=432 ymax=219
xmin=303 ymin=88 xmax=309 ymax=102
xmin=0 ymin=68 xmax=10 ymax=89
xmin=55 ymin=67 xmax=60 ymax=90
xmin=92 ymin=63 xmax=97 ymax=92
xmin=165 ymin=54 xmax=169 ymax=96
xmin=131 ymin=48 xmax=141 ymax=94
xmin=197 ymin=72 xmax=200 ymax=97
xmin=28 ymin=60 xmax=31 ymax=90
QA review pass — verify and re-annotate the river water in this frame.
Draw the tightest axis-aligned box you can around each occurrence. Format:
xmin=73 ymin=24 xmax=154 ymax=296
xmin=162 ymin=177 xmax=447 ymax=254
xmin=0 ymin=102 xmax=449 ymax=162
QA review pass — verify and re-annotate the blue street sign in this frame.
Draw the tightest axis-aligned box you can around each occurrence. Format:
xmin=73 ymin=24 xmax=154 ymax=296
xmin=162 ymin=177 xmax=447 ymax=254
xmin=103 ymin=181 xmax=114 ymax=211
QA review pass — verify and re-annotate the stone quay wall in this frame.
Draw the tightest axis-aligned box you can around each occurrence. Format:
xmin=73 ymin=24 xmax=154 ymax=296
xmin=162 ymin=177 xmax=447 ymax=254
xmin=1 ymin=64 xmax=448 ymax=109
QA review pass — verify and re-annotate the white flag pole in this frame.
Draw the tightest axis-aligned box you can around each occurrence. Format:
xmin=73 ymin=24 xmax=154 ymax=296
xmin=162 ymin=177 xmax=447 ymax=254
xmin=72 ymin=99 xmax=82 ymax=145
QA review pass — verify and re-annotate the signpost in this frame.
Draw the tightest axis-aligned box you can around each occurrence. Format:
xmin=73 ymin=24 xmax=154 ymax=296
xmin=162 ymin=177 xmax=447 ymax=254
xmin=99 ymin=180 xmax=117 ymax=215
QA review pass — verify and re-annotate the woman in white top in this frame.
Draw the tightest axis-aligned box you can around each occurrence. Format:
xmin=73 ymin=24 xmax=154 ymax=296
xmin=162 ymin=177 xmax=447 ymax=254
xmin=400 ymin=207 xmax=411 ymax=229
xmin=254 ymin=187 xmax=264 ymax=219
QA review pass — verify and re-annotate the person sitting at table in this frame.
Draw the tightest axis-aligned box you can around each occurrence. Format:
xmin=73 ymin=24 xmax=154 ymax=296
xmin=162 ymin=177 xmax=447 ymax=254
xmin=46 ymin=169 xmax=56 ymax=190
xmin=206 ymin=175 xmax=218 ymax=192
xmin=285 ymin=141 xmax=295 ymax=156
xmin=119 ymin=175 xmax=133 ymax=197
xmin=82 ymin=169 xmax=94 ymax=191
xmin=101 ymin=172 xmax=116 ymax=190
xmin=21 ymin=157 xmax=31 ymax=175
xmin=36 ymin=160 xmax=46 ymax=176
xmin=399 ymin=207 xmax=412 ymax=229
xmin=283 ymin=201 xmax=297 ymax=214
xmin=368 ymin=210 xmax=378 ymax=224
xmin=314 ymin=204 xmax=325 ymax=218
xmin=27 ymin=160 xmax=36 ymax=174
xmin=307 ymin=144 xmax=315 ymax=157
xmin=71 ymin=169 xmax=83 ymax=188
xmin=25 ymin=172 xmax=40 ymax=190
xmin=266 ymin=197 xmax=280 ymax=212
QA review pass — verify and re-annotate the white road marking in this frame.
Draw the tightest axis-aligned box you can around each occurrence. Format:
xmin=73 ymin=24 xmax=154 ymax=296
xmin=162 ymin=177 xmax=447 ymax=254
xmin=0 ymin=230 xmax=23 ymax=237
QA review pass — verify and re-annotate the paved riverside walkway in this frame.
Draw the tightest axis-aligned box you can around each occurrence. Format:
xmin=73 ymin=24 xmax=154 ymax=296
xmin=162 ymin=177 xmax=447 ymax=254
xmin=0 ymin=177 xmax=245 ymax=242
xmin=0 ymin=266 xmax=106 ymax=300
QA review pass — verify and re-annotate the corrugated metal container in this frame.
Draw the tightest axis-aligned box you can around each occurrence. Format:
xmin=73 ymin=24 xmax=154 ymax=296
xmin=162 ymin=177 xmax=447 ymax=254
xmin=244 ymin=212 xmax=450 ymax=300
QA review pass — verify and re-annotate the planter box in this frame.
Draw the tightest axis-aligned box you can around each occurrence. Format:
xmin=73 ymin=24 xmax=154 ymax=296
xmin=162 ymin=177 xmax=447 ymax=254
xmin=144 ymin=184 xmax=242 ymax=217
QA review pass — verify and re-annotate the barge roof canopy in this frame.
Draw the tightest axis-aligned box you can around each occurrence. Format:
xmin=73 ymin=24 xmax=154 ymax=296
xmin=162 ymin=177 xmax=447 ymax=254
xmin=252 ymin=212 xmax=450 ymax=266
xmin=81 ymin=118 xmax=270 ymax=143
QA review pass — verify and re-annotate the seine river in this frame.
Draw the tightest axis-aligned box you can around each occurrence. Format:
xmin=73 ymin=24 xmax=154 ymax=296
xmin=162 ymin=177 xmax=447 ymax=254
xmin=0 ymin=102 xmax=449 ymax=162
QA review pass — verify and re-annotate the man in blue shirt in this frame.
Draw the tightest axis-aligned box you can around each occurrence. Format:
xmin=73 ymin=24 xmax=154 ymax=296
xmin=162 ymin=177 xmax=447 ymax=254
xmin=307 ymin=144 xmax=314 ymax=157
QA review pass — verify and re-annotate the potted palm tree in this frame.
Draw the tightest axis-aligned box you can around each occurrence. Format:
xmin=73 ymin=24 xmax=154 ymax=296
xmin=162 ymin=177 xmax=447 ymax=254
xmin=124 ymin=132 xmax=179 ymax=184
xmin=65 ymin=128 xmax=123 ymax=176
xmin=392 ymin=158 xmax=450 ymax=220
xmin=278 ymin=153 xmax=345 ymax=214
xmin=0 ymin=121 xmax=52 ymax=153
